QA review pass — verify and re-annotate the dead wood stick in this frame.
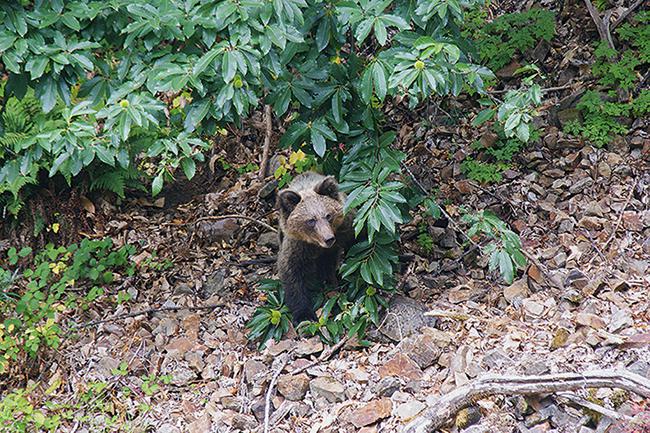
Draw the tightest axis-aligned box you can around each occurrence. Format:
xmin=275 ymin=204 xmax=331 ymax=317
xmin=556 ymin=392 xmax=631 ymax=421
xmin=403 ymin=369 xmax=650 ymax=433
xmin=259 ymin=104 xmax=273 ymax=181
xmin=584 ymin=0 xmax=616 ymax=49
xmin=194 ymin=214 xmax=277 ymax=233
xmin=76 ymin=302 xmax=224 ymax=329
xmin=263 ymin=354 xmax=289 ymax=433
xmin=612 ymin=0 xmax=645 ymax=30
xmin=291 ymin=336 xmax=350 ymax=375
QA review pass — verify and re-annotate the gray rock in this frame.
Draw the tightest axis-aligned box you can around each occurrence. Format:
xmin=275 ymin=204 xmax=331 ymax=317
xmin=481 ymin=349 xmax=513 ymax=370
xmin=310 ymin=376 xmax=345 ymax=403
xmin=244 ymin=359 xmax=268 ymax=384
xmin=374 ymin=376 xmax=401 ymax=397
xmin=203 ymin=269 xmax=226 ymax=297
xmin=171 ymin=366 xmax=197 ymax=385
xmin=369 ymin=295 xmax=437 ymax=343
xmin=257 ymin=231 xmax=279 ymax=249
xmin=278 ymin=373 xmax=310 ymax=401
xmin=568 ymin=177 xmax=593 ymax=195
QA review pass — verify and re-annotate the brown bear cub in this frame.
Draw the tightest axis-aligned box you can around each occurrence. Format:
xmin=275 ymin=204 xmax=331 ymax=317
xmin=276 ymin=172 xmax=355 ymax=323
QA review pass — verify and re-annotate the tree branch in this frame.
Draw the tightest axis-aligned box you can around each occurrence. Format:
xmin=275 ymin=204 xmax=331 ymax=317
xmin=584 ymin=0 xmax=615 ymax=49
xmin=403 ymin=369 xmax=650 ymax=433
xmin=259 ymin=104 xmax=273 ymax=181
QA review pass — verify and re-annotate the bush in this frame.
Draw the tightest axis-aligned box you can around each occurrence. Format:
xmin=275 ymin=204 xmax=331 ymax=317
xmin=0 ymin=0 xmax=526 ymax=348
xmin=0 ymin=238 xmax=135 ymax=374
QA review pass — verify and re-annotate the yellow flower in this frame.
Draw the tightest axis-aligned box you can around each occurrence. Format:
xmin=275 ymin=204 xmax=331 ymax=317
xmin=51 ymin=223 xmax=60 ymax=233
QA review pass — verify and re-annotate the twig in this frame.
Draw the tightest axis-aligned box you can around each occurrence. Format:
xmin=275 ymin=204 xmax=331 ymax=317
xmin=259 ymin=104 xmax=273 ymax=181
xmin=75 ymin=302 xmax=224 ymax=329
xmin=264 ymin=354 xmax=289 ymax=433
xmin=291 ymin=336 xmax=350 ymax=375
xmin=194 ymin=214 xmax=277 ymax=233
xmin=584 ymin=0 xmax=616 ymax=49
xmin=602 ymin=179 xmax=637 ymax=251
xmin=404 ymin=369 xmax=650 ymax=433
xmin=557 ymin=392 xmax=631 ymax=421
xmin=611 ymin=0 xmax=645 ymax=30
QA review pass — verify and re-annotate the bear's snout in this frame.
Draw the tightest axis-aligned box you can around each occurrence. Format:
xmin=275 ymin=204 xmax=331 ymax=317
xmin=324 ymin=236 xmax=336 ymax=248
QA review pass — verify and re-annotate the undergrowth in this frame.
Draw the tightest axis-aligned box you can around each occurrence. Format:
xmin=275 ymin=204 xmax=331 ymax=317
xmin=0 ymin=239 xmax=135 ymax=375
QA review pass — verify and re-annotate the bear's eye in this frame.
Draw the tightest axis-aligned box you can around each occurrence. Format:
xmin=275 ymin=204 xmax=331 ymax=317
xmin=325 ymin=213 xmax=332 ymax=221
xmin=307 ymin=219 xmax=316 ymax=228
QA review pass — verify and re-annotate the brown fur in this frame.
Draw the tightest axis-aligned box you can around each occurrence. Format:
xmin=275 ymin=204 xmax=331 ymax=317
xmin=276 ymin=172 xmax=354 ymax=323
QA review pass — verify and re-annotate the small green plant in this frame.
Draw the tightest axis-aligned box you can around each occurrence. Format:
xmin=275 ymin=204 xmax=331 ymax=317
xmin=462 ymin=210 xmax=526 ymax=283
xmin=0 ymin=385 xmax=61 ymax=433
xmin=416 ymin=223 xmax=435 ymax=255
xmin=246 ymin=279 xmax=292 ymax=348
xmin=273 ymin=149 xmax=318 ymax=188
xmin=474 ymin=65 xmax=544 ymax=143
xmin=564 ymin=90 xmax=649 ymax=147
xmin=461 ymin=158 xmax=507 ymax=184
xmin=592 ymin=11 xmax=650 ymax=91
xmin=465 ymin=8 xmax=556 ymax=71
xmin=0 ymin=239 xmax=135 ymax=374
xmin=140 ymin=373 xmax=172 ymax=396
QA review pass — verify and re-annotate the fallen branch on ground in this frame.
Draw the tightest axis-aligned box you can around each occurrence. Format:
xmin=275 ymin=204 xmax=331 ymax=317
xmin=403 ymin=369 xmax=650 ymax=433
xmin=263 ymin=354 xmax=290 ymax=433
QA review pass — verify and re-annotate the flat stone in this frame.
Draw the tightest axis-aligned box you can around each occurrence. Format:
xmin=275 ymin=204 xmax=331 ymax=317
xmin=576 ymin=313 xmax=607 ymax=329
xmin=597 ymin=161 xmax=611 ymax=178
xmin=165 ymin=337 xmax=194 ymax=358
xmin=622 ymin=212 xmax=643 ymax=231
xmin=550 ymin=328 xmax=570 ymax=350
xmin=395 ymin=400 xmax=427 ymax=421
xmin=584 ymin=201 xmax=605 ymax=217
xmin=568 ymin=177 xmax=593 ymax=195
xmin=228 ymin=413 xmax=258 ymax=430
xmin=504 ymin=278 xmax=530 ymax=303
xmin=398 ymin=334 xmax=441 ymax=369
xmin=265 ymin=339 xmax=296 ymax=356
xmin=347 ymin=398 xmax=392 ymax=428
xmin=374 ymin=376 xmax=400 ymax=397
xmin=481 ymin=349 xmax=513 ymax=369
xmin=523 ymin=300 xmax=545 ymax=317
xmin=295 ymin=336 xmax=323 ymax=357
xmin=277 ymin=373 xmax=309 ymax=401
xmin=310 ymin=376 xmax=345 ymax=403
xmin=244 ymin=359 xmax=268 ymax=384
xmin=379 ymin=353 xmax=423 ymax=380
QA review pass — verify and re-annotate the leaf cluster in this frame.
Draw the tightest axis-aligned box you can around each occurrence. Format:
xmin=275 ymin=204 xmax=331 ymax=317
xmin=0 ymin=238 xmax=135 ymax=374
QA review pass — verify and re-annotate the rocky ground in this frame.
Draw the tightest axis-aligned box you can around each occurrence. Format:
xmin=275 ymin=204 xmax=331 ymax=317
xmin=7 ymin=1 xmax=650 ymax=433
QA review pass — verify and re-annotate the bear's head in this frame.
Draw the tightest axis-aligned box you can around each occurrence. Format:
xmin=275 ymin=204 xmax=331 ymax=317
xmin=278 ymin=176 xmax=345 ymax=248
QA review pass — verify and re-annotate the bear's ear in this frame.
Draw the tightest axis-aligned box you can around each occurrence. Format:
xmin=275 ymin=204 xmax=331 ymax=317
xmin=315 ymin=176 xmax=339 ymax=199
xmin=278 ymin=190 xmax=301 ymax=214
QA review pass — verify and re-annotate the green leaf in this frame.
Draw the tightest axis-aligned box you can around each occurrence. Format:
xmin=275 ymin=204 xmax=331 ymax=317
xmin=372 ymin=62 xmax=387 ymax=100
xmin=193 ymin=47 xmax=221 ymax=76
xmin=180 ymin=158 xmax=196 ymax=180
xmin=222 ymin=51 xmax=237 ymax=82
xmin=498 ymin=250 xmax=514 ymax=284
xmin=504 ymin=112 xmax=522 ymax=132
xmin=472 ymin=109 xmax=495 ymax=127
xmin=311 ymin=129 xmax=326 ymax=157
xmin=374 ymin=19 xmax=387 ymax=45
xmin=515 ymin=122 xmax=530 ymax=142
xmin=355 ymin=18 xmax=373 ymax=43
xmin=152 ymin=171 xmax=164 ymax=197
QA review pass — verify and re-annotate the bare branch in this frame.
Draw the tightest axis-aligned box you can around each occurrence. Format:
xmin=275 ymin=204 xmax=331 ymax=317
xmin=404 ymin=369 xmax=650 ymax=433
